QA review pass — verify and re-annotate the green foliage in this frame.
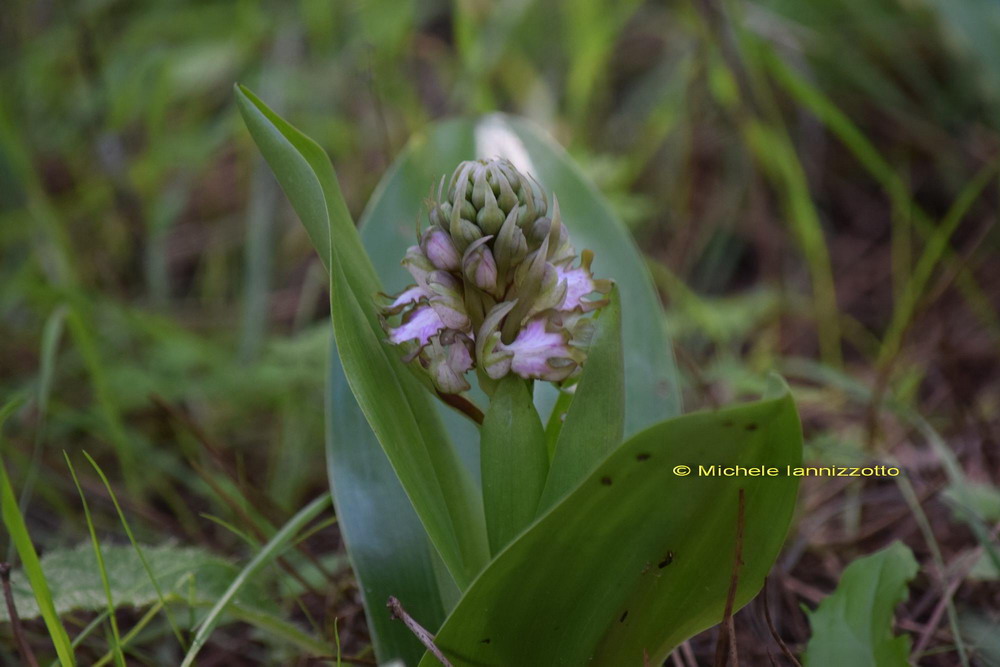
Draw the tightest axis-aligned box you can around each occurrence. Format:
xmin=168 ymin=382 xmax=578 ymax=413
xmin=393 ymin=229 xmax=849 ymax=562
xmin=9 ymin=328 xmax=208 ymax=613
xmin=0 ymin=543 xmax=271 ymax=624
xmin=538 ymin=287 xmax=624 ymax=513
xmin=238 ymin=90 xmax=803 ymax=667
xmin=804 ymin=542 xmax=919 ymax=667
xmin=4 ymin=0 xmax=996 ymax=663
xmin=338 ymin=102 xmax=685 ymax=663
xmin=418 ymin=390 xmax=801 ymax=666
xmin=326 ymin=345 xmax=450 ymax=666
xmin=325 ymin=241 xmax=490 ymax=588
xmin=237 ymin=86 xmax=489 ymax=665
xmin=480 ymin=376 xmax=548 ymax=555
xmin=65 ymin=454 xmax=126 ymax=667
xmin=1 ymin=414 xmax=76 ymax=666
xmin=181 ymin=493 xmax=332 ymax=666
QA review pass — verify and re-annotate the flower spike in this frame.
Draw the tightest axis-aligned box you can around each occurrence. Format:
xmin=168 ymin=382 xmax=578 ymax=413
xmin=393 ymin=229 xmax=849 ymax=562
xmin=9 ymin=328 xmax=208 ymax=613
xmin=378 ymin=158 xmax=611 ymax=393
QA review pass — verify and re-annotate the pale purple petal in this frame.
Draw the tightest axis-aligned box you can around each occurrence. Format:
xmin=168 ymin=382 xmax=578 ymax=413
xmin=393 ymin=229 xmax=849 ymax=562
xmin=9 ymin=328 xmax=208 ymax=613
xmin=499 ymin=317 xmax=577 ymax=381
xmin=388 ymin=305 xmax=445 ymax=346
xmin=391 ymin=285 xmax=432 ymax=309
xmin=462 ymin=237 xmax=499 ymax=294
xmin=447 ymin=340 xmax=474 ymax=373
xmin=556 ymin=264 xmax=597 ymax=311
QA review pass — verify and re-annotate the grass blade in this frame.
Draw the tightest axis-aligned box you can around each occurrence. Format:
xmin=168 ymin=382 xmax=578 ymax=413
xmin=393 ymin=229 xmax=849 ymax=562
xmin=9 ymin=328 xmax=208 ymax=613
xmin=82 ymin=451 xmax=187 ymax=650
xmin=15 ymin=306 xmax=67 ymax=535
xmin=63 ymin=453 xmax=125 ymax=667
xmin=179 ymin=492 xmax=332 ymax=667
xmin=0 ymin=400 xmax=75 ymax=667
xmin=876 ymin=159 xmax=1000 ymax=367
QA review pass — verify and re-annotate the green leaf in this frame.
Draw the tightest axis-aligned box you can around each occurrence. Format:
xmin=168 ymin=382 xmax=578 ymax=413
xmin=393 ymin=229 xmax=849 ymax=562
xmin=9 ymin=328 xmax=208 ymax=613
xmin=0 ymin=543 xmax=271 ymax=623
xmin=537 ymin=287 xmax=624 ymax=513
xmin=327 ymin=255 xmax=489 ymax=587
xmin=803 ymin=542 xmax=919 ymax=667
xmin=326 ymin=347 xmax=449 ymax=664
xmin=357 ymin=114 xmax=681 ymax=436
xmin=82 ymin=450 xmax=187 ymax=650
xmin=65 ymin=454 xmax=126 ymax=667
xmin=418 ymin=390 xmax=802 ymax=666
xmin=235 ymin=84 xmax=353 ymax=282
xmin=1 ymin=403 xmax=76 ymax=666
xmin=481 ymin=376 xmax=549 ymax=555
xmin=238 ymin=94 xmax=684 ymax=663
xmin=237 ymin=85 xmax=486 ymax=664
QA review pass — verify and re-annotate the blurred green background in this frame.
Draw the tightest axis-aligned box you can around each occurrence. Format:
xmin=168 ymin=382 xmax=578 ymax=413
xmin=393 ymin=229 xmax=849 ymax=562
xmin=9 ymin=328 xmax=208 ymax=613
xmin=2 ymin=0 xmax=999 ymax=664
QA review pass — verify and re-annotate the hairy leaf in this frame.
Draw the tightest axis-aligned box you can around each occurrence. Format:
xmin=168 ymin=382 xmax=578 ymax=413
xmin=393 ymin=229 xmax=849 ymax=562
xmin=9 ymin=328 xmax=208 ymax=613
xmin=0 ymin=543 xmax=270 ymax=622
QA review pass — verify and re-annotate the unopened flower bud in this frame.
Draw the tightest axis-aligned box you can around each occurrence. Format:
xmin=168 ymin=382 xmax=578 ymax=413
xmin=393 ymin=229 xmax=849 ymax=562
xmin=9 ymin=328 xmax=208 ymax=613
xmin=476 ymin=301 xmax=516 ymax=380
xmin=462 ymin=237 xmax=499 ymax=296
xmin=449 ymin=201 xmax=482 ymax=252
xmin=401 ymin=245 xmax=434 ymax=286
xmin=421 ymin=227 xmax=461 ymax=271
xmin=494 ymin=208 xmax=528 ymax=280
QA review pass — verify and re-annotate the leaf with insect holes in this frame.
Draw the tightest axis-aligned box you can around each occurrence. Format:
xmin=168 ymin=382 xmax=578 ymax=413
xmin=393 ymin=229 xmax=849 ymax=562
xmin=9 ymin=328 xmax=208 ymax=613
xmin=418 ymin=387 xmax=802 ymax=666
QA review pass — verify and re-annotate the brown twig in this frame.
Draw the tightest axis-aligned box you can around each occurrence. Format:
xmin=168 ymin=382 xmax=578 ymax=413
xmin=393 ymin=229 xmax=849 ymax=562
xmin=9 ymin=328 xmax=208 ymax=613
xmin=387 ymin=596 xmax=453 ymax=667
xmin=1 ymin=563 xmax=40 ymax=667
xmin=762 ymin=577 xmax=801 ymax=667
xmin=714 ymin=488 xmax=746 ymax=667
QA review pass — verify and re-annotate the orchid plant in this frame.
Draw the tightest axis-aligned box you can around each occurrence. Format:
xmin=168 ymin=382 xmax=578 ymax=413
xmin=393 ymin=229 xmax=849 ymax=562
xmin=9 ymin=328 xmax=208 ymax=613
xmin=237 ymin=85 xmax=803 ymax=666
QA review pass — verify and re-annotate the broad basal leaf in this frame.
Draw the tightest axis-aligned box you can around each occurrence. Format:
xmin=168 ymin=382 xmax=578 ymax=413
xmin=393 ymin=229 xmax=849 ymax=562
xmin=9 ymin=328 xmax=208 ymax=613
xmin=237 ymin=86 xmax=489 ymax=663
xmin=326 ymin=253 xmax=489 ymax=588
xmin=418 ymin=389 xmax=802 ymax=666
xmin=326 ymin=347 xmax=449 ymax=665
